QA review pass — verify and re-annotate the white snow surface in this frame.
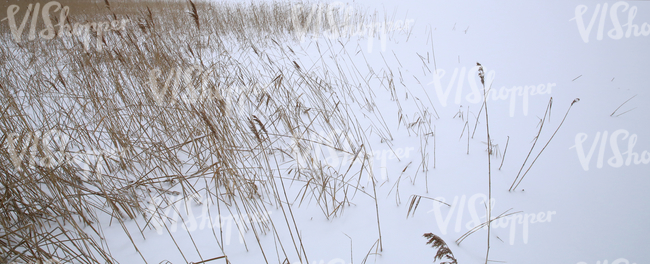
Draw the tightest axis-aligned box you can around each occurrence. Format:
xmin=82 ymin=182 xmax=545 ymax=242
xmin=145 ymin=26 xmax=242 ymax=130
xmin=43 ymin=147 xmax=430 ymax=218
xmin=98 ymin=0 xmax=650 ymax=264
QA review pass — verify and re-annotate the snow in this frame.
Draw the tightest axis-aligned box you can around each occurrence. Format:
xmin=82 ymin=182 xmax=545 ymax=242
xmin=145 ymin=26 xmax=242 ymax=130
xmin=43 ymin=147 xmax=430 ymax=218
xmin=96 ymin=0 xmax=650 ymax=263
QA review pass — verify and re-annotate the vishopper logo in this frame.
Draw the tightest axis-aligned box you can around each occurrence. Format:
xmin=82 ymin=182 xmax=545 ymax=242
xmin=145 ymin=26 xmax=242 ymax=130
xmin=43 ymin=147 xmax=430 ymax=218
xmin=289 ymin=129 xmax=414 ymax=181
xmin=427 ymin=66 xmax=555 ymax=117
xmin=1 ymin=1 xmax=130 ymax=51
xmin=571 ymin=129 xmax=650 ymax=171
xmin=577 ymin=258 xmax=637 ymax=264
xmin=145 ymin=193 xmax=272 ymax=246
xmin=4 ymin=129 xmax=128 ymax=182
xmin=427 ymin=193 xmax=556 ymax=245
xmin=148 ymin=65 xmax=218 ymax=106
xmin=147 ymin=65 xmax=272 ymax=114
xmin=571 ymin=1 xmax=650 ymax=43
xmin=5 ymin=129 xmax=66 ymax=170
xmin=290 ymin=2 xmax=413 ymax=53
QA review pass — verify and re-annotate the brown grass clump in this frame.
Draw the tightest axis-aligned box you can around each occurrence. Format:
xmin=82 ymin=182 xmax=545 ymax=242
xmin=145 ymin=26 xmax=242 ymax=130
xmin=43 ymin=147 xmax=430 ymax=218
xmin=422 ymin=233 xmax=458 ymax=264
xmin=423 ymin=233 xmax=457 ymax=264
xmin=0 ymin=0 xmax=394 ymax=263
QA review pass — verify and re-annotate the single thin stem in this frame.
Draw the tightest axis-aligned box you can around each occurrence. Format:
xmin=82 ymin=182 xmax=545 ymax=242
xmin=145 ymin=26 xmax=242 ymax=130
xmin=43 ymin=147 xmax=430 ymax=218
xmin=498 ymin=136 xmax=509 ymax=170
xmin=371 ymin=171 xmax=383 ymax=252
xmin=477 ymin=63 xmax=492 ymax=264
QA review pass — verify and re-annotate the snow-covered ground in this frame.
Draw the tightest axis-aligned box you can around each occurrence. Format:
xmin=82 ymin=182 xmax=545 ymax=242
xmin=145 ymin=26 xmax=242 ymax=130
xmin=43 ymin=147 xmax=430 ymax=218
xmin=93 ymin=0 xmax=650 ymax=263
